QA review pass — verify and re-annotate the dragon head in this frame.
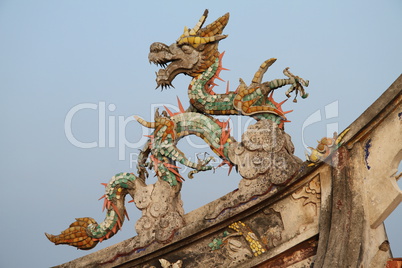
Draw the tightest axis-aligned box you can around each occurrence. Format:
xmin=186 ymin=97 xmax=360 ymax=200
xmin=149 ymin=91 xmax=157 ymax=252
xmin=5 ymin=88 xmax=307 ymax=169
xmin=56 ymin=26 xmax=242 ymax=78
xmin=149 ymin=10 xmax=229 ymax=89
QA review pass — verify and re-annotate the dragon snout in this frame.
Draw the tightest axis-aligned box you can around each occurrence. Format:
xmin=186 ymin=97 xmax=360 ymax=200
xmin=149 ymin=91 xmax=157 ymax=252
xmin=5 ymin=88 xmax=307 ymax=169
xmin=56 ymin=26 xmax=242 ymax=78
xmin=149 ymin=42 xmax=170 ymax=53
xmin=149 ymin=42 xmax=173 ymax=67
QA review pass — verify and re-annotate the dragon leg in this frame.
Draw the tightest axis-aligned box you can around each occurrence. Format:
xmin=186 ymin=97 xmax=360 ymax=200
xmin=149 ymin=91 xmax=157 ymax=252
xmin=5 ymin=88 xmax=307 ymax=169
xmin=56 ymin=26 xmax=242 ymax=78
xmin=232 ymin=59 xmax=294 ymax=122
xmin=231 ymin=61 xmax=309 ymax=126
xmin=136 ymin=139 xmax=152 ymax=182
xmin=136 ymin=111 xmax=234 ymax=185
xmin=160 ymin=143 xmax=215 ymax=171
xmin=147 ymin=139 xmax=215 ymax=186
xmin=45 ymin=173 xmax=137 ymax=250
xmin=233 ymin=80 xmax=287 ymax=118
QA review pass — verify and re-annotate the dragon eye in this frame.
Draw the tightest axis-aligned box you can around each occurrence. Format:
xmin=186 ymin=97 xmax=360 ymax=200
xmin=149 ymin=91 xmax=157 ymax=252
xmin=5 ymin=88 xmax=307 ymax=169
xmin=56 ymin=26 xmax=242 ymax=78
xmin=181 ymin=45 xmax=193 ymax=54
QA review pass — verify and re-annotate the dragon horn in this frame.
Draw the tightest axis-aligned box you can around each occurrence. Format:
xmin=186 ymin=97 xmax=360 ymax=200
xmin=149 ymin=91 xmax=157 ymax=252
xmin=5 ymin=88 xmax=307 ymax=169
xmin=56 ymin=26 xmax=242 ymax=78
xmin=179 ymin=10 xmax=208 ymax=38
xmin=179 ymin=35 xmax=228 ymax=48
xmin=134 ymin=116 xmax=156 ymax=129
xmin=177 ymin=11 xmax=229 ymax=48
xmin=189 ymin=9 xmax=209 ymax=35
xmin=201 ymin=12 xmax=229 ymax=37
xmin=182 ymin=26 xmax=190 ymax=37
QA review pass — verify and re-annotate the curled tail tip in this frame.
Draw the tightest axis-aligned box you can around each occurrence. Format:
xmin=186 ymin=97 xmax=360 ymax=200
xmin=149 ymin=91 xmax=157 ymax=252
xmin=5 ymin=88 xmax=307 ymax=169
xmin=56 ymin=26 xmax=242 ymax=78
xmin=45 ymin=232 xmax=64 ymax=245
xmin=45 ymin=232 xmax=56 ymax=242
xmin=46 ymin=218 xmax=100 ymax=250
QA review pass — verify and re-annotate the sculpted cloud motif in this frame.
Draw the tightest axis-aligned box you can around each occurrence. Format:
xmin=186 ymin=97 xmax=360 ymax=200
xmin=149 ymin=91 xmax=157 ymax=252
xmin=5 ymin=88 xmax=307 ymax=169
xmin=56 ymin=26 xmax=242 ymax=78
xmin=229 ymin=119 xmax=302 ymax=185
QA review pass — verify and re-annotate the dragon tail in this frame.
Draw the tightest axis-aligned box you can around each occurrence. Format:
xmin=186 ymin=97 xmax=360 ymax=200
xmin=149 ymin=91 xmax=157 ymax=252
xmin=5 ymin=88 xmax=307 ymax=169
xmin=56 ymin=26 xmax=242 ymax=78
xmin=45 ymin=173 xmax=136 ymax=250
xmin=45 ymin=217 xmax=98 ymax=250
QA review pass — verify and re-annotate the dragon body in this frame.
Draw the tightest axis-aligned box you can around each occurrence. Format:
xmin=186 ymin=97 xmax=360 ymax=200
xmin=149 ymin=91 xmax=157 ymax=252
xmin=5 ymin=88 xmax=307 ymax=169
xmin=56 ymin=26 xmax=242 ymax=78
xmin=47 ymin=10 xmax=310 ymax=251
xmin=135 ymin=110 xmax=233 ymax=186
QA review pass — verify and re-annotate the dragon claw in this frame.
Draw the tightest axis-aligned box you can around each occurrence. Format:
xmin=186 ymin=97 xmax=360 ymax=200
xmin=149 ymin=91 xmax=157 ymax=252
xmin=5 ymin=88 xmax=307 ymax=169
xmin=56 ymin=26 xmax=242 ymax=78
xmin=196 ymin=152 xmax=209 ymax=161
xmin=282 ymin=67 xmax=309 ymax=102
xmin=195 ymin=152 xmax=215 ymax=170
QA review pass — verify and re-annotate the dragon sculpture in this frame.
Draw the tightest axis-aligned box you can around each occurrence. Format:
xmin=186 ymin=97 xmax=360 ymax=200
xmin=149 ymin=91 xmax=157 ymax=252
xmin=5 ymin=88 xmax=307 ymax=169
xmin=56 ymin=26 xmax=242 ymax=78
xmin=46 ymin=10 xmax=310 ymax=251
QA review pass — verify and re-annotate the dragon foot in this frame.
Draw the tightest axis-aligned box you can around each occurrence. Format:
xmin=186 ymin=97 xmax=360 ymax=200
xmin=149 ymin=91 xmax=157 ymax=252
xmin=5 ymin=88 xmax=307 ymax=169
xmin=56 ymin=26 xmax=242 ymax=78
xmin=233 ymin=59 xmax=305 ymax=122
xmin=196 ymin=152 xmax=214 ymax=167
xmin=283 ymin=67 xmax=309 ymax=102
xmin=188 ymin=153 xmax=215 ymax=178
xmin=45 ymin=217 xmax=99 ymax=250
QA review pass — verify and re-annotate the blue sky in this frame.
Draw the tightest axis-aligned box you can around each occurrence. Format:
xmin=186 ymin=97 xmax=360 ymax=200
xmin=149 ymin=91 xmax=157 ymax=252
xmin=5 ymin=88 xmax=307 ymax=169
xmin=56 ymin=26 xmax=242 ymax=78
xmin=0 ymin=1 xmax=401 ymax=267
